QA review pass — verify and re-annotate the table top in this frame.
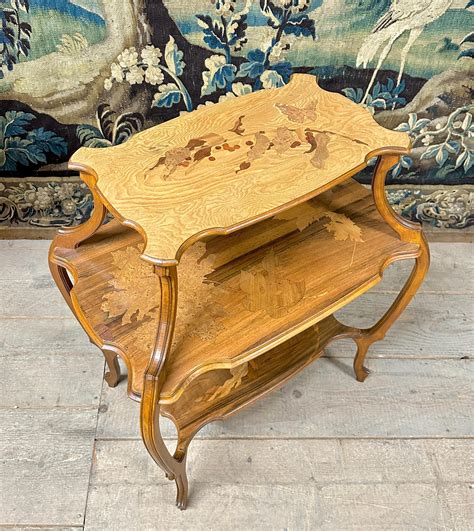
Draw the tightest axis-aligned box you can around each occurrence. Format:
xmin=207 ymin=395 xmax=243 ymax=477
xmin=70 ymin=74 xmax=410 ymax=265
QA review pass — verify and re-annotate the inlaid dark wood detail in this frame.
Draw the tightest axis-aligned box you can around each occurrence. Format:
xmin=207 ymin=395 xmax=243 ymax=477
xmin=48 ymin=75 xmax=428 ymax=510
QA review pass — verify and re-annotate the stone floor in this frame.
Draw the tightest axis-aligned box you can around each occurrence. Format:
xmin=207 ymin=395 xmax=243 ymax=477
xmin=0 ymin=239 xmax=473 ymax=530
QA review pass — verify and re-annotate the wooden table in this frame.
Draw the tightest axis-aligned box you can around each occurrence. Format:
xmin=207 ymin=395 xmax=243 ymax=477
xmin=49 ymin=74 xmax=429 ymax=510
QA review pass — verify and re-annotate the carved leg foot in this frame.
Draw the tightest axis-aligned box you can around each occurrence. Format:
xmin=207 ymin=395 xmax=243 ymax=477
xmin=353 ymin=338 xmax=370 ymax=382
xmin=103 ymin=349 xmax=122 ymax=387
xmin=175 ymin=471 xmax=189 ymax=510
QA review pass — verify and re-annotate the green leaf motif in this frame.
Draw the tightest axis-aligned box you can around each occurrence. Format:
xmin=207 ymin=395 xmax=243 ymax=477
xmin=463 ymin=151 xmax=473 ymax=172
xmin=164 ymin=36 xmax=185 ymax=76
xmin=76 ymin=125 xmax=111 ymax=148
xmin=435 ymin=146 xmax=448 ymax=166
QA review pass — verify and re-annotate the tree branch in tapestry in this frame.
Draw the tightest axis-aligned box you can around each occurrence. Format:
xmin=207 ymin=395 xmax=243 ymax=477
xmin=0 ymin=0 xmax=32 ymax=78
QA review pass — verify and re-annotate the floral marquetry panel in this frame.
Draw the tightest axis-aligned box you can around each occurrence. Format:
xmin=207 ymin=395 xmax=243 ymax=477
xmin=69 ymin=74 xmax=410 ymax=264
xmin=76 ymin=178 xmax=418 ymax=403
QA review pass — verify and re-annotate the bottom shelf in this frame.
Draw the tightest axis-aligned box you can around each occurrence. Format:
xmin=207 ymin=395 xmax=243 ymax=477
xmin=162 ymin=315 xmax=345 ymax=435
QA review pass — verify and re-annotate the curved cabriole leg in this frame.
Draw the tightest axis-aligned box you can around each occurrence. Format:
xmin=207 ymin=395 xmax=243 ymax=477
xmin=103 ymin=347 xmax=122 ymax=387
xmin=351 ymin=154 xmax=430 ymax=382
xmin=353 ymin=339 xmax=371 ymax=382
xmin=48 ymin=260 xmax=74 ymax=312
xmin=140 ymin=266 xmax=190 ymax=510
xmin=352 ymin=248 xmax=429 ymax=381
xmin=48 ymin=174 xmax=124 ymax=387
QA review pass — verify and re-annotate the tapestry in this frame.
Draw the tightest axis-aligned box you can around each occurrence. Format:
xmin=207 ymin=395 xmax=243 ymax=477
xmin=0 ymin=0 xmax=473 ymax=232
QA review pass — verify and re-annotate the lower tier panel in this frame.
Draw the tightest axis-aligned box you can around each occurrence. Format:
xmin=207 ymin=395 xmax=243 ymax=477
xmin=162 ymin=315 xmax=346 ymax=437
xmin=51 ymin=178 xmax=419 ymax=402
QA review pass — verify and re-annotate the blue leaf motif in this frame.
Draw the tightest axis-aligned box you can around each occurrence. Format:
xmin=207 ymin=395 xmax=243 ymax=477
xmin=259 ymin=0 xmax=284 ymax=28
xmin=237 ymin=49 xmax=266 ymax=78
xmin=164 ymin=36 xmax=185 ymax=76
xmin=342 ymin=87 xmax=363 ymax=103
xmin=27 ymin=128 xmax=67 ymax=157
xmin=201 ymin=54 xmax=237 ymax=96
xmin=227 ymin=12 xmax=248 ymax=49
xmin=196 ymin=14 xmax=227 ymax=50
xmin=4 ymin=110 xmax=35 ymax=136
xmin=153 ymin=83 xmax=182 ymax=108
xmin=283 ymin=14 xmax=316 ymax=39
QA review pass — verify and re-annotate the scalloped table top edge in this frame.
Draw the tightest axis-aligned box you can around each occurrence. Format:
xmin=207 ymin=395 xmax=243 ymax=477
xmin=69 ymin=74 xmax=410 ymax=265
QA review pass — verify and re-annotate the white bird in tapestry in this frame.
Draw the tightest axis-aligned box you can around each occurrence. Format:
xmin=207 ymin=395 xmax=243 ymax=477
xmin=356 ymin=0 xmax=453 ymax=104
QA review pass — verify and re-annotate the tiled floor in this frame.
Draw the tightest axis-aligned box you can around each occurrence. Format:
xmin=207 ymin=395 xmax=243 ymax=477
xmin=1 ymin=239 xmax=473 ymax=530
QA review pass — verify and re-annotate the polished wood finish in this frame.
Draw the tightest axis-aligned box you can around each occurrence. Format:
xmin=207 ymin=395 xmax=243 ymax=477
xmin=49 ymin=76 xmax=429 ymax=510
xmin=52 ymin=179 xmax=420 ymax=402
xmin=68 ymin=74 xmax=410 ymax=266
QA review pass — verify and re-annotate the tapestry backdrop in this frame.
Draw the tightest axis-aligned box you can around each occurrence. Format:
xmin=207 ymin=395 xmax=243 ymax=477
xmin=0 ymin=0 xmax=472 ymax=232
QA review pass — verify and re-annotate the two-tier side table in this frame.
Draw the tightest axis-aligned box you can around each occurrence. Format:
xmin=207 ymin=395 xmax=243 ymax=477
xmin=49 ymin=74 xmax=429 ymax=509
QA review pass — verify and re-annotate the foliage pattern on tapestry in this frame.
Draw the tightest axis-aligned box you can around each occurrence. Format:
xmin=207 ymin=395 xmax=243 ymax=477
xmin=0 ymin=0 xmax=472 ymax=228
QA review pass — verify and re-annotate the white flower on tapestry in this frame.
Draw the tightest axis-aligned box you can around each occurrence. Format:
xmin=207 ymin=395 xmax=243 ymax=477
xmin=118 ymin=47 xmax=139 ymax=69
xmin=102 ymin=1 xmax=316 ymax=112
xmin=141 ymin=45 xmax=162 ymax=66
xmin=105 ymin=37 xmax=192 ymax=111
xmin=111 ymin=63 xmax=124 ymax=82
xmin=145 ymin=65 xmax=164 ymax=85
xmin=126 ymin=65 xmax=145 ymax=85
xmin=210 ymin=0 xmax=235 ymax=17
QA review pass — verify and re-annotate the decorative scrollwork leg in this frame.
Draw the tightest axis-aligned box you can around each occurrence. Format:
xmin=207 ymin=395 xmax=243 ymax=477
xmin=48 ymin=260 xmax=74 ymax=313
xmin=103 ymin=347 xmax=122 ymax=388
xmin=49 ymin=174 xmax=116 ymax=385
xmin=140 ymin=266 xmax=191 ymax=510
xmin=333 ymin=154 xmax=430 ymax=382
xmin=352 ymin=245 xmax=429 ymax=381
xmin=353 ymin=339 xmax=371 ymax=382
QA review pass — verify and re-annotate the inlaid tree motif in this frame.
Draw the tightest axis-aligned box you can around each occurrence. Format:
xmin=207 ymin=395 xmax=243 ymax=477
xmin=240 ymin=248 xmax=306 ymax=319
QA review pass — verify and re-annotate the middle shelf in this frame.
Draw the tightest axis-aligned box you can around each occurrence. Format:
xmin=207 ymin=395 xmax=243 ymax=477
xmin=54 ymin=178 xmax=419 ymax=404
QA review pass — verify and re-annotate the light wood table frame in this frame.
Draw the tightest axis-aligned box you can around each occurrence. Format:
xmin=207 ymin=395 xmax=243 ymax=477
xmin=49 ymin=75 xmax=429 ymax=510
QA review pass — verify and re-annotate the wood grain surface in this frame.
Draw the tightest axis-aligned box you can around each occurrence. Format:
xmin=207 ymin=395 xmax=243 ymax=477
xmin=48 ymin=78 xmax=428 ymax=511
xmin=52 ymin=179 xmax=418 ymax=403
xmin=69 ymin=74 xmax=410 ymax=264
xmin=6 ymin=236 xmax=472 ymax=525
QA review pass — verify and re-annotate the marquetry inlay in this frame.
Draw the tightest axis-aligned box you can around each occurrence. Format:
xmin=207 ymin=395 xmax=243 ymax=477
xmin=240 ymin=249 xmax=306 ymax=319
xmin=49 ymin=74 xmax=429 ymax=511
xmin=276 ymin=201 xmax=364 ymax=242
xmin=69 ymin=74 xmax=410 ymax=264
xmin=101 ymin=245 xmax=159 ymax=325
xmin=196 ymin=362 xmax=249 ymax=404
